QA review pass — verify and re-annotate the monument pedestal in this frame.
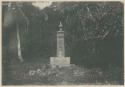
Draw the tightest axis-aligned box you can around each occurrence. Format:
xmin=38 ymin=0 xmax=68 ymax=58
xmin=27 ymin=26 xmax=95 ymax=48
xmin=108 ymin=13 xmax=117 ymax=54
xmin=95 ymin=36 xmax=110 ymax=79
xmin=50 ymin=57 xmax=70 ymax=67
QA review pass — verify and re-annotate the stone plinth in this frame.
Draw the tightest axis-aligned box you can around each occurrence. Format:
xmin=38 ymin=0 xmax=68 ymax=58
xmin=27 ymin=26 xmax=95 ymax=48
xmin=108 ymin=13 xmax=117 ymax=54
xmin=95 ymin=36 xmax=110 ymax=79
xmin=50 ymin=57 xmax=70 ymax=67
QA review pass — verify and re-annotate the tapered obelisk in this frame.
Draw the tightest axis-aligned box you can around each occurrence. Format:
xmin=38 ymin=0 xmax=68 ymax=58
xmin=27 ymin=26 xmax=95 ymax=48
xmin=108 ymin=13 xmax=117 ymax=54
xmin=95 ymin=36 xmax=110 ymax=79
xmin=50 ymin=22 xmax=70 ymax=67
xmin=57 ymin=22 xmax=65 ymax=57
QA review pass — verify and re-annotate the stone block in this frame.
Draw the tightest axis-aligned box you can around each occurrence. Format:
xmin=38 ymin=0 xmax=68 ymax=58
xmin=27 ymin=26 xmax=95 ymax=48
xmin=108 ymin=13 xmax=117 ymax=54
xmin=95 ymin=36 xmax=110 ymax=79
xmin=50 ymin=57 xmax=70 ymax=67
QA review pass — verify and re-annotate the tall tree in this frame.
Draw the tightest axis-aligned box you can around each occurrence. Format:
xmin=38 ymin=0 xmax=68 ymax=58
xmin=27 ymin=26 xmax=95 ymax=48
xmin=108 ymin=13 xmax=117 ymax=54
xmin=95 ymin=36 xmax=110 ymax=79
xmin=16 ymin=24 xmax=23 ymax=62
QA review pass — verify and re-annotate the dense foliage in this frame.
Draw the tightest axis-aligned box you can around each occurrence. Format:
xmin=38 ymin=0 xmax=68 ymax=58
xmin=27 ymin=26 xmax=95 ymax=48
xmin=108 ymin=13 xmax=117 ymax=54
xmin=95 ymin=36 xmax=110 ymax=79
xmin=19 ymin=2 xmax=123 ymax=68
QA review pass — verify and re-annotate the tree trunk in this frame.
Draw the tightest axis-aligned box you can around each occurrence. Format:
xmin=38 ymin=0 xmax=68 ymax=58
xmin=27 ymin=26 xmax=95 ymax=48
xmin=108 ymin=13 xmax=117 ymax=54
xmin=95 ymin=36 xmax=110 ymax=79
xmin=17 ymin=24 xmax=24 ymax=62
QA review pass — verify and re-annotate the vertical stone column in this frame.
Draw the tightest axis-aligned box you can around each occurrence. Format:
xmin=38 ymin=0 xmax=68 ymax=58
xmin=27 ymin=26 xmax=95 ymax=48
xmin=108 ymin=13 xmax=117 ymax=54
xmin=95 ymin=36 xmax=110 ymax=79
xmin=50 ymin=21 xmax=70 ymax=67
xmin=57 ymin=30 xmax=65 ymax=57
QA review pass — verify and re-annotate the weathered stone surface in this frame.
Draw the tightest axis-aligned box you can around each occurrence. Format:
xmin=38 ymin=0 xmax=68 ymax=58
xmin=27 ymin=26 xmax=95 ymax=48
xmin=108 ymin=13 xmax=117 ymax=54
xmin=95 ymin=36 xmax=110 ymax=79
xmin=50 ymin=57 xmax=70 ymax=67
xmin=50 ymin=22 xmax=70 ymax=67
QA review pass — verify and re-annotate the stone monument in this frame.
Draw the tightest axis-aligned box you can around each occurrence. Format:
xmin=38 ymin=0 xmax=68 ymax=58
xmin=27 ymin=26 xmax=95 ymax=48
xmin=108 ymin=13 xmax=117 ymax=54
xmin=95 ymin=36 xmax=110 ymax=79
xmin=50 ymin=22 xmax=70 ymax=67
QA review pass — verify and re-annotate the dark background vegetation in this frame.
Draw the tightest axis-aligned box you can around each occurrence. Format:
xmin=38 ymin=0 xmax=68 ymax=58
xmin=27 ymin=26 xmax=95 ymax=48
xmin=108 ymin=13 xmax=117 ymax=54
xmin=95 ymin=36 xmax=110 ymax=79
xmin=2 ymin=2 xmax=124 ymax=85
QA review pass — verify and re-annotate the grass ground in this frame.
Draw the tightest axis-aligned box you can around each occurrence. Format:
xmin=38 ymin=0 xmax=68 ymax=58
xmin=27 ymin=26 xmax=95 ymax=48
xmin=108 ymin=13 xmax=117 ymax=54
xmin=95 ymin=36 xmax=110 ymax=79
xmin=4 ymin=62 xmax=124 ymax=85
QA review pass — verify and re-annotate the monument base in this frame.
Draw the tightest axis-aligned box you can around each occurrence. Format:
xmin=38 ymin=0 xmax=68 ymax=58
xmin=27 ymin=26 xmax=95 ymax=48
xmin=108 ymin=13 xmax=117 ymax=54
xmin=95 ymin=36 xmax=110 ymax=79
xmin=50 ymin=57 xmax=70 ymax=67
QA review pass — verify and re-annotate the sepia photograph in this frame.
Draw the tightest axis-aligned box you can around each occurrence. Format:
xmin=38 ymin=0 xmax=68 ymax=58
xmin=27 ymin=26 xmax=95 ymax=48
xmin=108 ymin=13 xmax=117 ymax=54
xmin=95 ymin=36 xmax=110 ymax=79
xmin=2 ymin=1 xmax=124 ymax=85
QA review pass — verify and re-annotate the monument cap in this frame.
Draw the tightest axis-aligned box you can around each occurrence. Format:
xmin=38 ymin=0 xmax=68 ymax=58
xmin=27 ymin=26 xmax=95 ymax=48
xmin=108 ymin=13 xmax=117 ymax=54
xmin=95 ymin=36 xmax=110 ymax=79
xmin=59 ymin=21 xmax=63 ymax=28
